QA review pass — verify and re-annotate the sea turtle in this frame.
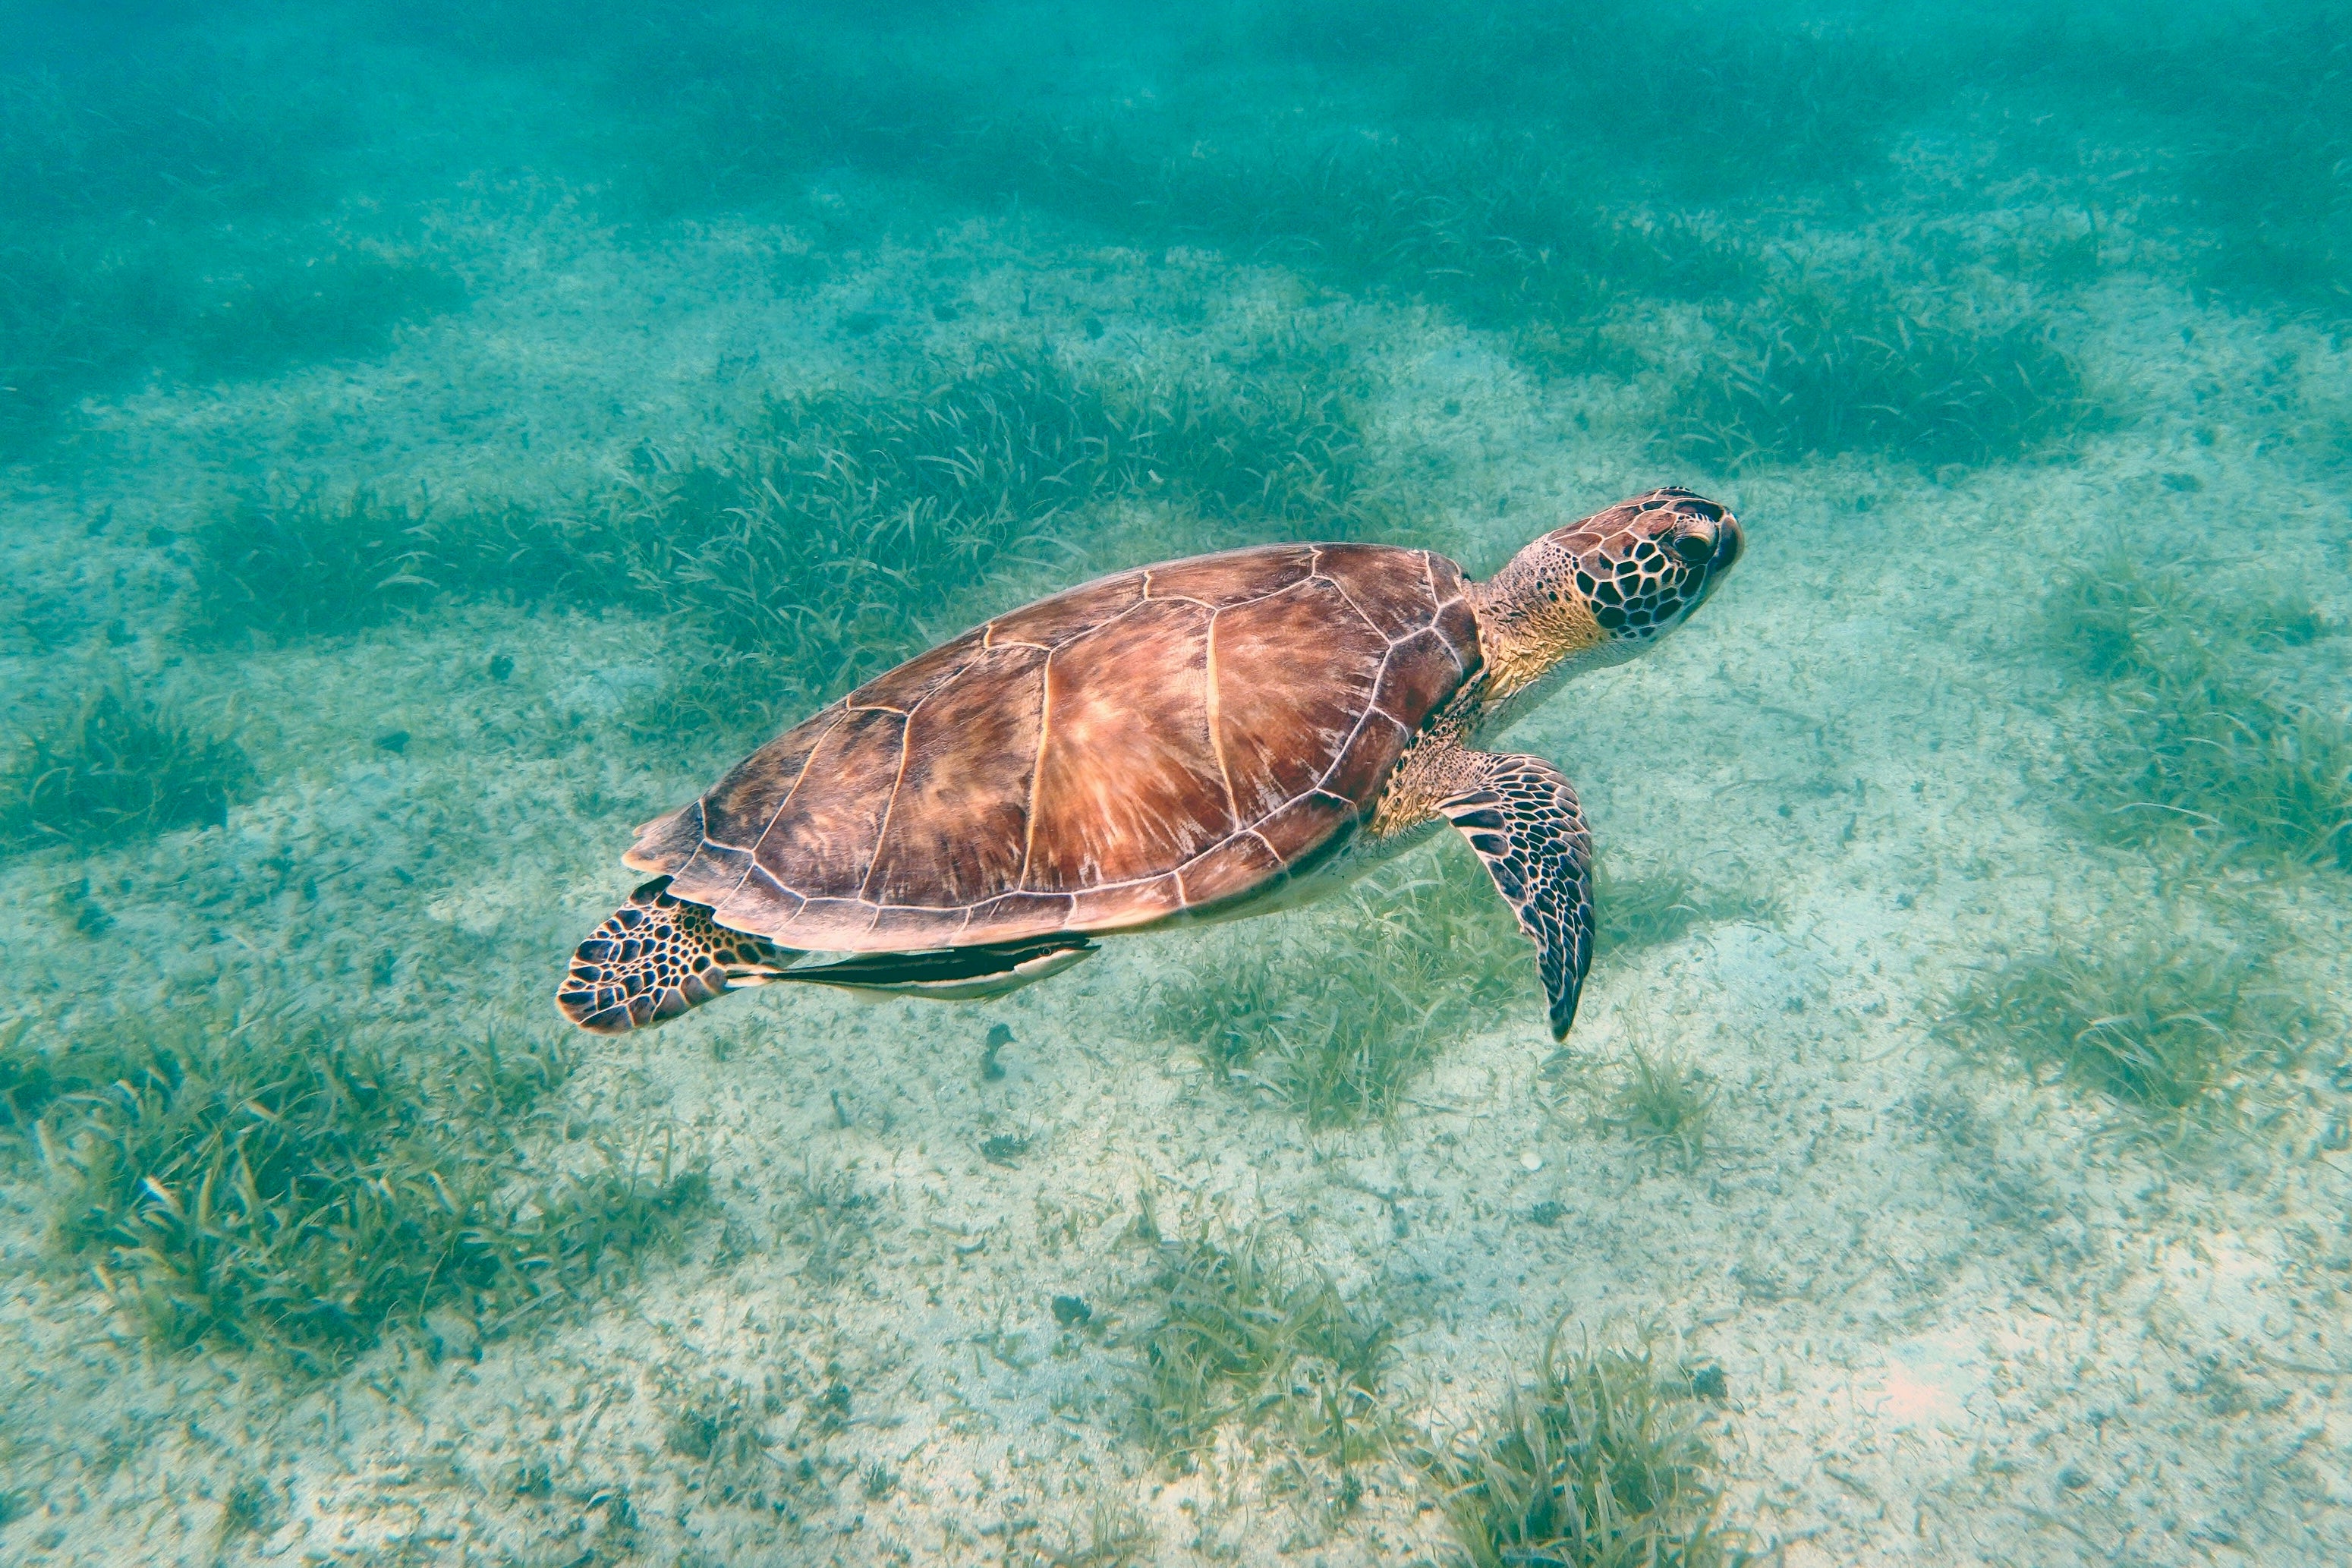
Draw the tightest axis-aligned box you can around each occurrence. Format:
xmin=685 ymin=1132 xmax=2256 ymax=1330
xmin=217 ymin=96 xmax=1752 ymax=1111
xmin=557 ymin=487 xmax=1741 ymax=1041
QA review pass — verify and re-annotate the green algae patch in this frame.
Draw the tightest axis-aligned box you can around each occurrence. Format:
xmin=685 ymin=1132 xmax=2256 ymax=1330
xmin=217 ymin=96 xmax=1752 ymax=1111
xmin=1154 ymin=854 xmax=1529 ymax=1127
xmin=1432 ymin=1330 xmax=1732 ymax=1568
xmin=189 ymin=486 xmax=625 ymax=643
xmin=1672 ymin=280 xmax=2092 ymax=472
xmin=1134 ymin=1220 xmax=1393 ymax=1476
xmin=190 ymin=489 xmax=439 ymax=641
xmin=181 ymin=247 xmax=464 ymax=378
xmin=1158 ymin=851 xmax=1775 ymax=1127
xmin=659 ymin=1370 xmax=795 ymax=1512
xmin=1941 ymin=937 xmax=2315 ymax=1122
xmin=2044 ymin=553 xmax=2340 ymax=686
xmin=1595 ymin=858 xmax=1778 ymax=958
xmin=18 ymin=1011 xmax=707 ymax=1371
xmin=0 ymin=684 xmax=250 ymax=855
xmin=2095 ymin=675 xmax=2352 ymax=871
xmin=1601 ymin=1046 xmax=1721 ymax=1172
xmin=187 ymin=344 xmax=1392 ymax=747
xmin=2043 ymin=556 xmax=2351 ymax=870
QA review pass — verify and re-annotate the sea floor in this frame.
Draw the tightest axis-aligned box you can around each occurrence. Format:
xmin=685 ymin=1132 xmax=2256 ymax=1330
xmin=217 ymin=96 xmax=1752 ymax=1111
xmin=4 ymin=5 xmax=2350 ymax=1566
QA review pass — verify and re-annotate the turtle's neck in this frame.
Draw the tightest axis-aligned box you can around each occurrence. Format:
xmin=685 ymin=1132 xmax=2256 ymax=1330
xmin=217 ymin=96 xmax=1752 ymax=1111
xmin=1466 ymin=559 xmax=1613 ymax=707
xmin=1462 ymin=575 xmax=1632 ymax=741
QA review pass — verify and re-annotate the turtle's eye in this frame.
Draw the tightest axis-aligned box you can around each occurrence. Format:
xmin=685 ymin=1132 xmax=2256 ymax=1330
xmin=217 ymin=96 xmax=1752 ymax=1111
xmin=1672 ymin=530 xmax=1714 ymax=565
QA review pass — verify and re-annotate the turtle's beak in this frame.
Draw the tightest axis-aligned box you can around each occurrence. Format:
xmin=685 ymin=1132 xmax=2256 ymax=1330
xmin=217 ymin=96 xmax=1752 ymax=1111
xmin=1707 ymin=512 xmax=1742 ymax=575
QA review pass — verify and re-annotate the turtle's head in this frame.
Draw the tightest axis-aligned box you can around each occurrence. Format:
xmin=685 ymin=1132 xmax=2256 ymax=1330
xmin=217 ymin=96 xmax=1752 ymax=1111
xmin=1471 ymin=488 xmax=1740 ymax=707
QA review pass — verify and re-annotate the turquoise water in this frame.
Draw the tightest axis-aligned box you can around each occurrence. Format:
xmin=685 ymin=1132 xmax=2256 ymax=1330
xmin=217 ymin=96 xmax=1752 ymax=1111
xmin=2 ymin=3 xmax=2348 ymax=1563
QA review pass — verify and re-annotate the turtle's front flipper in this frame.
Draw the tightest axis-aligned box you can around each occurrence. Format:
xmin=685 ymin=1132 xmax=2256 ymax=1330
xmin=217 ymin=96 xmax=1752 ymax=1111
xmin=556 ymin=877 xmax=797 ymax=1034
xmin=1436 ymin=754 xmax=1595 ymax=1040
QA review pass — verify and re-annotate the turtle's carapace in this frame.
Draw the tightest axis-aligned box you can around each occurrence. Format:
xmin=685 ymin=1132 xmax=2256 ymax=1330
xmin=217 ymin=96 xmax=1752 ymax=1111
xmin=557 ymin=487 xmax=1740 ymax=1041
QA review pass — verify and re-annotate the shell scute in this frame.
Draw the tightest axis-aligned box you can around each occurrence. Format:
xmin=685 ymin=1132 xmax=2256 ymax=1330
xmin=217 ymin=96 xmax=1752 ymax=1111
xmin=1372 ymin=627 xmax=1469 ymax=726
xmin=963 ymin=889 xmax=1078 ymax=945
xmin=1176 ymin=830 xmax=1286 ymax=908
xmin=1255 ymin=790 xmax=1359 ymax=865
xmin=711 ymin=858 xmax=806 ymax=934
xmin=624 ymin=797 xmax=707 ymax=875
xmin=1025 ymin=598 xmax=1226 ymax=889
xmin=854 ymin=633 xmax=987 ymax=711
xmin=643 ymin=710 xmax=843 ymax=902
xmin=665 ymin=837 xmax=754 ymax=913
xmin=1208 ymin=578 xmax=1387 ymax=820
xmin=864 ymin=643 xmax=1046 ymax=907
xmin=1066 ymin=874 xmax=1188 ymax=930
xmin=1323 ymin=707 xmax=1413 ymax=803
xmin=750 ymin=707 xmax=907 ymax=893
xmin=1145 ymin=546 xmax=1315 ymax=606
xmin=867 ymin=902 xmax=964 ymax=943
xmin=1434 ymin=594 xmax=1481 ymax=662
xmin=779 ymin=894 xmax=880 ymax=938
xmin=1316 ymin=543 xmax=1455 ymax=640
xmin=988 ymin=570 xmax=1145 ymax=648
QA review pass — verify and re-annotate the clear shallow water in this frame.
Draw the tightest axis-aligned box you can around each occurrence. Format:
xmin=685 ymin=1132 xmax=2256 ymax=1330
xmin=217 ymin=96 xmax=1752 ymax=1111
xmin=2 ymin=4 xmax=2348 ymax=1564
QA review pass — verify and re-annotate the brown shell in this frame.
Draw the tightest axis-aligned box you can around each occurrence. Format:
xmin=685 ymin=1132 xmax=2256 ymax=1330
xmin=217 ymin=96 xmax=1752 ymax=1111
xmin=624 ymin=543 xmax=1482 ymax=951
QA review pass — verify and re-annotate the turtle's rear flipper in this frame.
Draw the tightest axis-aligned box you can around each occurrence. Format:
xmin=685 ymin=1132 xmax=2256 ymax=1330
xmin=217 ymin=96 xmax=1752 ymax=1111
xmin=556 ymin=877 xmax=797 ymax=1034
xmin=776 ymin=937 xmax=1096 ymax=1001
